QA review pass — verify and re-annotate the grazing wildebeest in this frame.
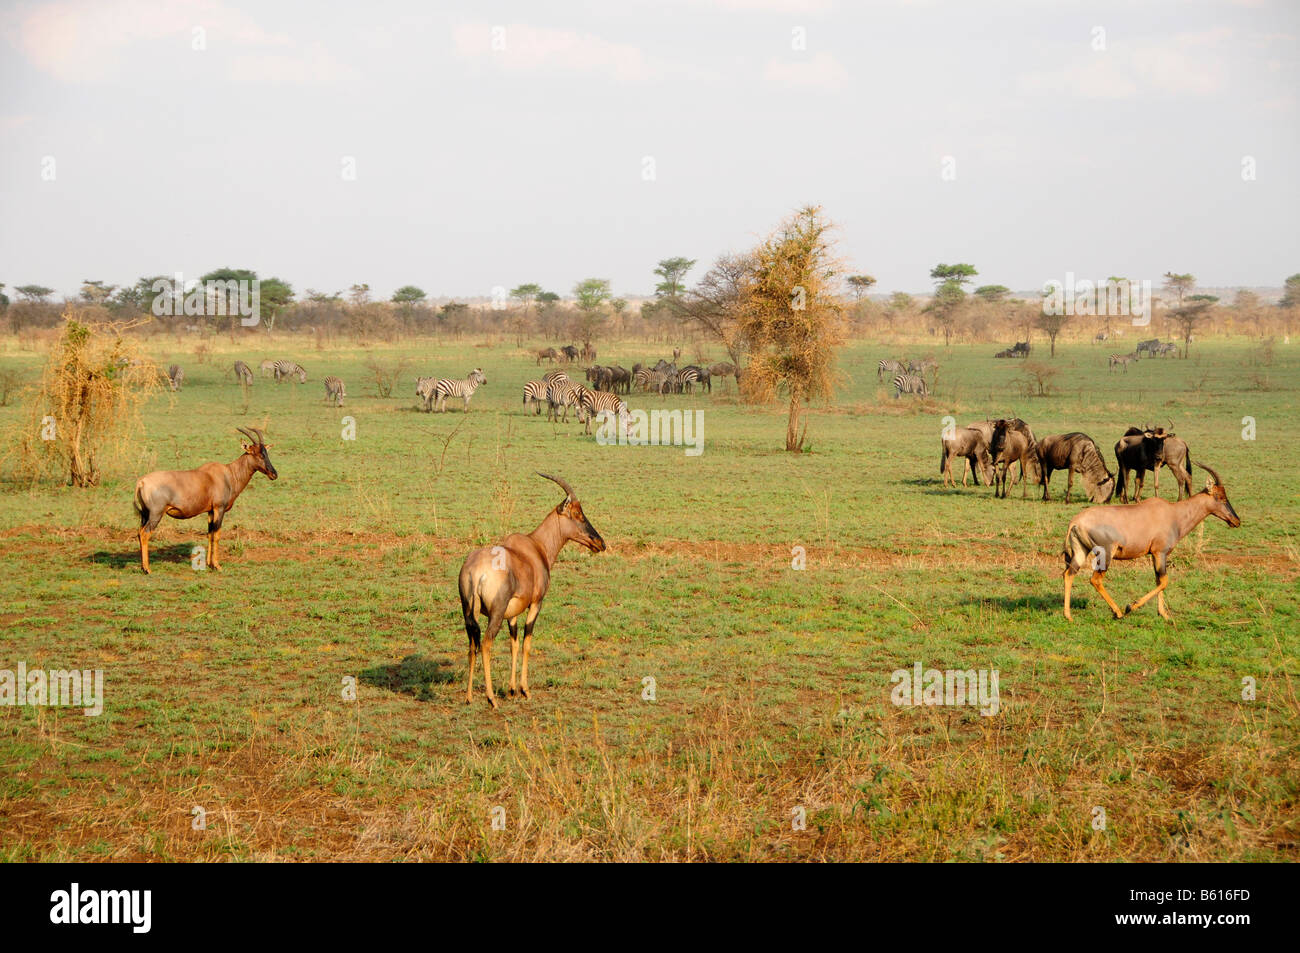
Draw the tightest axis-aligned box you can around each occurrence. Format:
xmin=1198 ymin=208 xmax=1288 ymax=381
xmin=1062 ymin=462 xmax=1239 ymax=621
xmin=941 ymin=427 xmax=994 ymax=488
xmin=536 ymin=347 xmax=559 ymax=365
xmin=1038 ymin=432 xmax=1115 ymax=503
xmin=133 ymin=426 xmax=277 ymax=574
xmin=559 ymin=345 xmax=579 ymax=364
xmin=457 ymin=473 xmax=605 ymax=708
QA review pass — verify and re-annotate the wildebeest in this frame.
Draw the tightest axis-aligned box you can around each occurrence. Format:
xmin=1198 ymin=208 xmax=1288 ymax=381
xmin=535 ymin=347 xmax=559 ymax=365
xmin=989 ymin=420 xmax=1042 ymax=498
xmin=1062 ymin=462 xmax=1239 ymax=621
xmin=941 ymin=427 xmax=994 ymax=488
xmin=1114 ymin=426 xmax=1164 ymax=503
xmin=1037 ymin=432 xmax=1115 ymax=503
xmin=559 ymin=345 xmax=579 ymax=364
xmin=1155 ymin=431 xmax=1192 ymax=499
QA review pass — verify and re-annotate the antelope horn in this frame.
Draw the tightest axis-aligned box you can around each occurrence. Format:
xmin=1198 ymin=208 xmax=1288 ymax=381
xmin=236 ymin=426 xmax=256 ymax=444
xmin=537 ymin=472 xmax=576 ymax=501
xmin=1197 ymin=462 xmax=1224 ymax=486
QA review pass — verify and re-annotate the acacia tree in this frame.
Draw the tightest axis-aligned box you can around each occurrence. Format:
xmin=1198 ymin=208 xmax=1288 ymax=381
xmin=654 ymin=258 xmax=696 ymax=299
xmin=572 ymin=278 xmax=611 ymax=350
xmin=846 ymin=274 xmax=876 ymax=302
xmin=1162 ymin=272 xmax=1195 ymax=308
xmin=1169 ymin=301 xmax=1213 ymax=358
xmin=926 ymin=263 xmax=976 ymax=345
xmin=735 ymin=205 xmax=845 ymax=453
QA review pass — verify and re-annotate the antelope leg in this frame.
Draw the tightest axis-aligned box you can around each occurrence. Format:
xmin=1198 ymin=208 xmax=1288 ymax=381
xmin=1090 ymin=570 xmax=1124 ymax=619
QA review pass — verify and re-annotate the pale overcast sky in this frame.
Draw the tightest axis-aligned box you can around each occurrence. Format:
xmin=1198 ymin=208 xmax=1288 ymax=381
xmin=1 ymin=0 xmax=1297 ymax=301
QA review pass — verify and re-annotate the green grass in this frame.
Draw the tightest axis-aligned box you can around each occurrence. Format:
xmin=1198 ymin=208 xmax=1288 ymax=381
xmin=0 ymin=333 xmax=1295 ymax=861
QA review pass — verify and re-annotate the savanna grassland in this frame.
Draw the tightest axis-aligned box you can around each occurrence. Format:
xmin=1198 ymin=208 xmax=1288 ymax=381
xmin=0 ymin=333 xmax=1296 ymax=861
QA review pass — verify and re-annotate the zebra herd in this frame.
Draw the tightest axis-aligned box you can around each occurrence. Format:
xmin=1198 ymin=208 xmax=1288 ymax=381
xmin=522 ymin=369 xmax=628 ymax=434
xmin=1109 ymin=339 xmax=1177 ymax=371
xmin=228 ymin=358 xmax=349 ymax=406
xmin=878 ymin=357 xmax=938 ymax=399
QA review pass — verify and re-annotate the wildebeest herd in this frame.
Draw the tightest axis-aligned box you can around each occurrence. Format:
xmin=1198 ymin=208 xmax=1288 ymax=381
xmin=938 ymin=415 xmax=1239 ymax=621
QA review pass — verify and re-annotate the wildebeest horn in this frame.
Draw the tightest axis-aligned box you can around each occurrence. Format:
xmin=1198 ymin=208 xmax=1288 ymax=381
xmin=537 ymin=472 xmax=576 ymax=501
xmin=1197 ymin=462 xmax=1224 ymax=487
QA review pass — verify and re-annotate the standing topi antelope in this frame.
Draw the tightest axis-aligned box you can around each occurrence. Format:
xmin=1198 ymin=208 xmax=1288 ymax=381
xmin=456 ymin=473 xmax=606 ymax=708
xmin=133 ymin=426 xmax=278 ymax=574
xmin=1062 ymin=463 xmax=1239 ymax=621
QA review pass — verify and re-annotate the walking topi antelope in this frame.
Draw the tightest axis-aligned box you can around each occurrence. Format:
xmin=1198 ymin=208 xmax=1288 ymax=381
xmin=1061 ymin=462 xmax=1240 ymax=621
xmin=456 ymin=473 xmax=606 ymax=708
xmin=133 ymin=426 xmax=278 ymax=573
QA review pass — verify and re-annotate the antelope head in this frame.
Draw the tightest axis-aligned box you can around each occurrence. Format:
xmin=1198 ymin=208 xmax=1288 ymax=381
xmin=538 ymin=472 xmax=605 ymax=552
xmin=237 ymin=426 xmax=279 ymax=480
xmin=1197 ymin=463 xmax=1240 ymax=527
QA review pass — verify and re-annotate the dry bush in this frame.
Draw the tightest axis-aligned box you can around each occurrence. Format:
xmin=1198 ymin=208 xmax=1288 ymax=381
xmin=363 ymin=355 xmax=413 ymax=398
xmin=7 ymin=310 xmax=163 ymax=486
xmin=0 ymin=369 xmax=25 ymax=407
xmin=193 ymin=341 xmax=212 ymax=364
xmin=1015 ymin=360 xmax=1059 ymax=398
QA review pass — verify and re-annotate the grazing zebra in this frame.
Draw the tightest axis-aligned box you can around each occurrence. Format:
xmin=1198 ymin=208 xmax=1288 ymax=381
xmin=543 ymin=368 xmax=570 ymax=384
xmin=231 ymin=360 xmax=253 ymax=385
xmin=578 ymin=389 xmax=627 ymax=434
xmin=416 ymin=376 xmax=437 ymax=410
xmin=1135 ymin=338 xmax=1161 ymax=356
xmin=545 ymin=378 xmax=585 ymax=423
xmin=1108 ymin=353 xmax=1135 ymax=373
xmin=522 ymin=380 xmax=548 ymax=415
xmin=167 ymin=364 xmax=184 ymax=391
xmin=273 ymin=360 xmax=306 ymax=383
xmin=1156 ymin=342 xmax=1178 ymax=357
xmin=634 ymin=367 xmax=671 ymax=394
xmin=431 ymin=368 xmax=487 ymax=412
xmin=323 ymin=375 xmax=346 ymax=406
xmin=673 ymin=365 xmax=710 ymax=394
xmin=892 ymin=373 xmax=929 ymax=398
xmin=877 ymin=358 xmax=904 ymax=380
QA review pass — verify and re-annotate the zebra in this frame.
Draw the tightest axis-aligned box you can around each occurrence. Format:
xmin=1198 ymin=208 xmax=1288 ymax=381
xmin=259 ymin=359 xmax=276 ymax=378
xmin=1135 ymin=338 xmax=1161 ymax=356
xmin=430 ymin=368 xmax=487 ymax=413
xmin=273 ymin=360 xmax=306 ymax=383
xmin=543 ymin=369 xmax=570 ymax=384
xmin=167 ymin=364 xmax=184 ymax=391
xmin=323 ymin=375 xmax=346 ymax=406
xmin=1094 ymin=331 xmax=1109 ymax=344
xmin=675 ymin=365 xmax=708 ymax=394
xmin=893 ymin=373 xmax=928 ymax=398
xmin=416 ymin=376 xmax=437 ymax=410
xmin=545 ymin=378 xmax=585 ymax=423
xmin=578 ymin=389 xmax=628 ymax=434
xmin=1156 ymin=342 xmax=1178 ymax=357
xmin=522 ymin=380 xmax=548 ymax=415
xmin=232 ymin=360 xmax=253 ymax=385
xmin=877 ymin=359 xmax=904 ymax=381
xmin=1108 ymin=353 xmax=1135 ymax=373
xmin=634 ymin=368 xmax=671 ymax=394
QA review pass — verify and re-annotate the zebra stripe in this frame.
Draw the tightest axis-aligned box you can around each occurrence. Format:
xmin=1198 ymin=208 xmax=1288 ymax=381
xmin=675 ymin=365 xmax=708 ymax=394
xmin=579 ymin=389 xmax=628 ymax=435
xmin=892 ymin=373 xmax=928 ymax=398
xmin=323 ymin=375 xmax=346 ymax=406
xmin=522 ymin=380 xmax=547 ymax=414
xmin=877 ymin=358 xmax=904 ymax=380
xmin=167 ymin=364 xmax=183 ymax=391
xmin=430 ymin=369 xmax=487 ymax=412
xmin=232 ymin=360 xmax=253 ymax=385
xmin=273 ymin=360 xmax=306 ymax=383
xmin=545 ymin=378 xmax=583 ymax=422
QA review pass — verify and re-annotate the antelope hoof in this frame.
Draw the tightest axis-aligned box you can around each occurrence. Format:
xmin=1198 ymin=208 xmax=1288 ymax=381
xmin=520 ymin=687 xmax=531 ymax=700
xmin=1122 ymin=604 xmax=1134 ymax=617
xmin=1063 ymin=610 xmax=1072 ymax=622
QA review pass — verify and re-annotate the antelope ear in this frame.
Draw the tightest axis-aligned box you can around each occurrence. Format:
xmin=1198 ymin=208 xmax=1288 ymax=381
xmin=1204 ymin=476 xmax=1215 ymax=491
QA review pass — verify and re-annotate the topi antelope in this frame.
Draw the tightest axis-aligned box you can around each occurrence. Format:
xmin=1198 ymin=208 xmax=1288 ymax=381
xmin=456 ymin=473 xmax=606 ymax=708
xmin=1062 ymin=462 xmax=1239 ymax=621
xmin=133 ymin=426 xmax=278 ymax=574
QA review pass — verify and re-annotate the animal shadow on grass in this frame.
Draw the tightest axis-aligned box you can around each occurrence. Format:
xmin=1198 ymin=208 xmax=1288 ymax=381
xmin=91 ymin=544 xmax=192 ymax=570
xmin=957 ymin=594 xmax=1063 ymax=613
xmin=361 ymin=654 xmax=456 ymax=702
